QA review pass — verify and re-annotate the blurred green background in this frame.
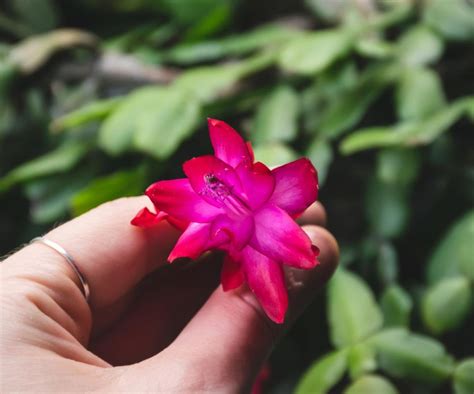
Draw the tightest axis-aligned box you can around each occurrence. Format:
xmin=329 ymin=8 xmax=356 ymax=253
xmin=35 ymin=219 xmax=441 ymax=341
xmin=1 ymin=0 xmax=473 ymax=393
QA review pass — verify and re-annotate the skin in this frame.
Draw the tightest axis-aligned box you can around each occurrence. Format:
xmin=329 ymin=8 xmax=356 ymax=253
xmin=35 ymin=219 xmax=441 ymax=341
xmin=0 ymin=197 xmax=338 ymax=393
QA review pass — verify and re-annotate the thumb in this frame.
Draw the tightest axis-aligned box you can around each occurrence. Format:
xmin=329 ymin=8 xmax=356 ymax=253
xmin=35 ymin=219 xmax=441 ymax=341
xmin=118 ymin=225 xmax=338 ymax=393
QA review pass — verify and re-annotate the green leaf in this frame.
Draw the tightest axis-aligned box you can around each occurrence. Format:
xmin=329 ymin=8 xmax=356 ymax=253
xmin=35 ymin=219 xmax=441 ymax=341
xmin=163 ymin=24 xmax=300 ymax=64
xmin=366 ymin=177 xmax=409 ymax=239
xmin=422 ymin=277 xmax=471 ymax=334
xmin=159 ymin=0 xmax=231 ymax=26
xmin=364 ymin=4 xmax=413 ymax=31
xmin=182 ymin=1 xmax=231 ymax=42
xmin=133 ymin=88 xmax=201 ymax=159
xmin=0 ymin=59 xmax=19 ymax=98
xmin=0 ymin=143 xmax=88 ymax=191
xmin=304 ymin=0 xmax=352 ymax=23
xmin=8 ymin=29 xmax=97 ymax=74
xmin=99 ymin=87 xmax=163 ymax=156
xmin=306 ymin=138 xmax=333 ymax=186
xmin=454 ymin=359 xmax=474 ymax=394
xmin=402 ymin=97 xmax=472 ymax=143
xmin=375 ymin=241 xmax=399 ymax=285
xmin=318 ymin=87 xmax=381 ymax=138
xmin=348 ymin=343 xmax=377 ymax=380
xmin=341 ymin=123 xmax=414 ymax=154
xmin=253 ymin=85 xmax=299 ymax=144
xmin=396 ymin=25 xmax=444 ymax=66
xmin=99 ymin=86 xmax=201 ymax=159
xmin=173 ymin=64 xmax=242 ymax=103
xmin=423 ymin=0 xmax=474 ymax=41
xmin=328 ymin=268 xmax=383 ymax=348
xmin=465 ymin=97 xmax=474 ymax=121
xmin=427 ymin=210 xmax=474 ymax=283
xmin=306 ymin=0 xmax=411 ymax=28
xmin=174 ymin=52 xmax=275 ymax=103
xmin=253 ymin=143 xmax=298 ymax=167
xmin=105 ymin=23 xmax=175 ymax=52
xmin=279 ymin=29 xmax=354 ymax=75
xmin=71 ymin=168 xmax=146 ymax=216
xmin=318 ymin=63 xmax=397 ymax=138
xmin=396 ymin=67 xmax=445 ymax=121
xmin=356 ymin=37 xmax=395 ymax=59
xmin=11 ymin=0 xmax=59 ymax=33
xmin=376 ymin=148 xmax=420 ymax=186
xmin=380 ymin=285 xmax=413 ymax=328
xmin=295 ymin=349 xmax=348 ymax=394
xmin=301 ymin=61 xmax=358 ymax=134
xmin=51 ymin=97 xmax=123 ymax=133
xmin=369 ymin=328 xmax=455 ymax=384
xmin=318 ymin=61 xmax=359 ymax=97
xmin=344 ymin=375 xmax=399 ymax=394
xmin=340 ymin=96 xmax=473 ymax=154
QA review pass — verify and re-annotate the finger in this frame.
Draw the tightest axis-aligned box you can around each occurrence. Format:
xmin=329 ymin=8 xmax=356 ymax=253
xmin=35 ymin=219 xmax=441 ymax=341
xmin=297 ymin=202 xmax=326 ymax=227
xmin=4 ymin=197 xmax=180 ymax=310
xmin=121 ymin=226 xmax=338 ymax=392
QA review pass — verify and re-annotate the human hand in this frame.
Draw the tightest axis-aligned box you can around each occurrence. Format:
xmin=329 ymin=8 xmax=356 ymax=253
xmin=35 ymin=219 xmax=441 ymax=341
xmin=0 ymin=197 xmax=338 ymax=393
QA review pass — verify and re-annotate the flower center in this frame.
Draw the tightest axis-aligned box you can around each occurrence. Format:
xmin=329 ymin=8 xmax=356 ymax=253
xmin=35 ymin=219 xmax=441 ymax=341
xmin=203 ymin=173 xmax=251 ymax=218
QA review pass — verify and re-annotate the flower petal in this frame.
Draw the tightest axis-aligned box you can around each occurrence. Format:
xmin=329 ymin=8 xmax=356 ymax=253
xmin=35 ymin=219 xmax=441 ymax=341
xmin=251 ymin=204 xmax=318 ymax=269
xmin=131 ymin=207 xmax=167 ymax=228
xmin=146 ymin=179 xmax=222 ymax=223
xmin=208 ymin=118 xmax=252 ymax=167
xmin=165 ymin=216 xmax=190 ymax=231
xmin=183 ymin=155 xmax=244 ymax=208
xmin=221 ymin=255 xmax=244 ymax=291
xmin=241 ymin=246 xmax=288 ymax=324
xmin=168 ymin=222 xmax=228 ymax=262
xmin=236 ymin=161 xmax=275 ymax=210
xmin=268 ymin=158 xmax=318 ymax=216
xmin=246 ymin=141 xmax=255 ymax=163
xmin=211 ymin=214 xmax=254 ymax=251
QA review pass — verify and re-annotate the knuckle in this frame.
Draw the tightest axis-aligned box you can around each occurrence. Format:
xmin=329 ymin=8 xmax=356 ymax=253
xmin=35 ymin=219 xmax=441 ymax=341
xmin=9 ymin=277 xmax=45 ymax=303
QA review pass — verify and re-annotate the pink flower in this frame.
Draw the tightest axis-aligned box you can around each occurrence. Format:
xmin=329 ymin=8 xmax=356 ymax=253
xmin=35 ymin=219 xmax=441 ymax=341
xmin=132 ymin=119 xmax=319 ymax=323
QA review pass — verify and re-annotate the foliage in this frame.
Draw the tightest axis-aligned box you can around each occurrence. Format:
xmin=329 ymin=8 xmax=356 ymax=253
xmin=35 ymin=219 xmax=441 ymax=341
xmin=1 ymin=0 xmax=473 ymax=392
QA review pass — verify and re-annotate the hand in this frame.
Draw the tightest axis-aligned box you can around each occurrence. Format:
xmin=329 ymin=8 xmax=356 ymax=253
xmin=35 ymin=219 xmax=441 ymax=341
xmin=0 ymin=197 xmax=338 ymax=392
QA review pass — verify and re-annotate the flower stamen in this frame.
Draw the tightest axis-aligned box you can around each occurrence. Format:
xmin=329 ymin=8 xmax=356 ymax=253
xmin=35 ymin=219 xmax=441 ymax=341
xmin=203 ymin=173 xmax=251 ymax=218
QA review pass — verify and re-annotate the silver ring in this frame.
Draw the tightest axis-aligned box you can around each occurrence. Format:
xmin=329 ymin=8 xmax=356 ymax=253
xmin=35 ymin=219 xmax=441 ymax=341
xmin=31 ymin=237 xmax=90 ymax=303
